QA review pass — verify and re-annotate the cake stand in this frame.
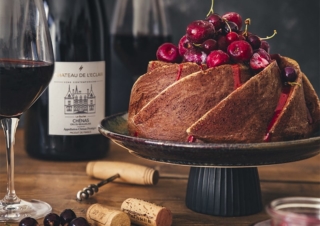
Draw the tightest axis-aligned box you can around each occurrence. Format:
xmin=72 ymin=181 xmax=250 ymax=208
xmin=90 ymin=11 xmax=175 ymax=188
xmin=98 ymin=112 xmax=320 ymax=217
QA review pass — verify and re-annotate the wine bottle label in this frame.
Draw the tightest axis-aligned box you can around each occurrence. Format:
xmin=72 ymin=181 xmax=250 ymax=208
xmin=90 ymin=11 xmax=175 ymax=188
xmin=48 ymin=61 xmax=105 ymax=135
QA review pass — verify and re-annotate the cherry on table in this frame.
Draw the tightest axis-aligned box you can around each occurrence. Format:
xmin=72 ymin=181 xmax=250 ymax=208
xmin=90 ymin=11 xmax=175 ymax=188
xmin=19 ymin=217 xmax=39 ymax=226
xmin=206 ymin=50 xmax=230 ymax=68
xmin=227 ymin=40 xmax=253 ymax=62
xmin=60 ymin=209 xmax=77 ymax=226
xmin=186 ymin=20 xmax=215 ymax=44
xmin=69 ymin=217 xmax=90 ymax=226
xmin=43 ymin=213 xmax=61 ymax=226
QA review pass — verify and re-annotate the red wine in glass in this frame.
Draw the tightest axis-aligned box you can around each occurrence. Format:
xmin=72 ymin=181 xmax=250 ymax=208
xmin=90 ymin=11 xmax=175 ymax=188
xmin=0 ymin=59 xmax=54 ymax=118
xmin=113 ymin=34 xmax=172 ymax=77
xmin=0 ymin=0 xmax=54 ymax=221
xmin=111 ymin=0 xmax=172 ymax=80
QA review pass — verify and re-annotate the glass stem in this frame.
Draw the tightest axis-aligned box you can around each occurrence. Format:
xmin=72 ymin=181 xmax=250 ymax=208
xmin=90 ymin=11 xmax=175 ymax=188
xmin=1 ymin=118 xmax=20 ymax=205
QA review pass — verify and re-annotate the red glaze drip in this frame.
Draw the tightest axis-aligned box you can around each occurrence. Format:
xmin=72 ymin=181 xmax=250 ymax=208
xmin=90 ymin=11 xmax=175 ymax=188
xmin=200 ymin=64 xmax=205 ymax=71
xmin=264 ymin=86 xmax=292 ymax=142
xmin=231 ymin=64 xmax=242 ymax=89
xmin=187 ymin=135 xmax=196 ymax=143
xmin=134 ymin=131 xmax=138 ymax=137
xmin=176 ymin=64 xmax=183 ymax=81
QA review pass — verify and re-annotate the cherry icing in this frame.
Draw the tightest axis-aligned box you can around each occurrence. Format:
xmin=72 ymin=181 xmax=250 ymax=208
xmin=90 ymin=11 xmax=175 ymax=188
xmin=176 ymin=64 xmax=183 ymax=81
xmin=263 ymin=85 xmax=292 ymax=142
xmin=231 ymin=64 xmax=242 ymax=89
xmin=187 ymin=135 xmax=196 ymax=143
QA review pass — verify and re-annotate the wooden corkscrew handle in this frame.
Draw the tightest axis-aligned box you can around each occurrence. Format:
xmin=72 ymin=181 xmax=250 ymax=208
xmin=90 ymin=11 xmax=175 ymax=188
xmin=76 ymin=161 xmax=159 ymax=201
xmin=86 ymin=161 xmax=159 ymax=185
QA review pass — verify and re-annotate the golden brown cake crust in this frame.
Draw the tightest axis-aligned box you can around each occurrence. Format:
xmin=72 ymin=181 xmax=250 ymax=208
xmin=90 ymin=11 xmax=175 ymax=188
xmin=128 ymin=62 xmax=202 ymax=120
xmin=268 ymin=57 xmax=311 ymax=141
xmin=187 ymin=60 xmax=282 ymax=143
xmin=129 ymin=64 xmax=251 ymax=141
xmin=147 ymin=61 xmax=175 ymax=72
xmin=301 ymin=73 xmax=320 ymax=133
xmin=128 ymin=56 xmax=320 ymax=143
xmin=187 ymin=57 xmax=320 ymax=143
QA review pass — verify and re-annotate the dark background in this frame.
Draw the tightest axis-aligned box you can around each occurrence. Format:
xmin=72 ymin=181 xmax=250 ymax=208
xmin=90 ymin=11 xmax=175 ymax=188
xmin=103 ymin=0 xmax=319 ymax=115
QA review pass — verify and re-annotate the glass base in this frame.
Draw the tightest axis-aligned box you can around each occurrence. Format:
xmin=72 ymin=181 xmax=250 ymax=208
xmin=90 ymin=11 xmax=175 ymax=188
xmin=0 ymin=199 xmax=52 ymax=222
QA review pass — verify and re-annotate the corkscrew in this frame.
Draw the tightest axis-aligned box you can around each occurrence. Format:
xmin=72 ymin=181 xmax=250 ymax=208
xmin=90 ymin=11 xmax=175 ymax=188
xmin=76 ymin=161 xmax=159 ymax=201
xmin=77 ymin=174 xmax=120 ymax=201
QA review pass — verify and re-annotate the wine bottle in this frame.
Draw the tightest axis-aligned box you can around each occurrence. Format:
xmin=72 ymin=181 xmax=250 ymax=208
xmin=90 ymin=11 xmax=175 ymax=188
xmin=109 ymin=0 xmax=172 ymax=113
xmin=24 ymin=0 xmax=110 ymax=160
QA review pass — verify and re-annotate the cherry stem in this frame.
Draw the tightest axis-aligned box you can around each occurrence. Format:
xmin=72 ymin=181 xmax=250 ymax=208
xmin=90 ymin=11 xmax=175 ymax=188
xmin=242 ymin=18 xmax=251 ymax=37
xmin=260 ymin=30 xmax=277 ymax=40
xmin=206 ymin=0 xmax=215 ymax=17
xmin=193 ymin=43 xmax=202 ymax=48
xmin=287 ymin=82 xmax=301 ymax=87
xmin=224 ymin=19 xmax=232 ymax=33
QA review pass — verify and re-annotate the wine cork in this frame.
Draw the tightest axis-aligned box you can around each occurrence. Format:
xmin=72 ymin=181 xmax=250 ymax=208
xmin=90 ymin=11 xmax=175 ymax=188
xmin=86 ymin=161 xmax=159 ymax=185
xmin=86 ymin=203 xmax=130 ymax=226
xmin=121 ymin=198 xmax=172 ymax=226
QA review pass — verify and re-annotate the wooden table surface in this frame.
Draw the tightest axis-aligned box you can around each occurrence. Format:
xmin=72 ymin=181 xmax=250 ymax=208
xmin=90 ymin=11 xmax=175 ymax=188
xmin=0 ymin=129 xmax=319 ymax=226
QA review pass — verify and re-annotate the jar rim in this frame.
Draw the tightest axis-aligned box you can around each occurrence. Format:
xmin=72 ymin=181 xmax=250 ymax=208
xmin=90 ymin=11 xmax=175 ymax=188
xmin=266 ymin=197 xmax=320 ymax=224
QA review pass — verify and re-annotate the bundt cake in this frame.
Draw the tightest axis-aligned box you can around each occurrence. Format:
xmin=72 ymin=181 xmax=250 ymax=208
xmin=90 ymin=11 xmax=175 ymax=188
xmin=127 ymin=4 xmax=320 ymax=143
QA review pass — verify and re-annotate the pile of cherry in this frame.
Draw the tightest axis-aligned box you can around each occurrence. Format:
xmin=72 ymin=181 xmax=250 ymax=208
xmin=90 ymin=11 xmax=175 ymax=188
xmin=157 ymin=10 xmax=275 ymax=72
xmin=156 ymin=8 xmax=297 ymax=82
xmin=19 ymin=209 xmax=89 ymax=226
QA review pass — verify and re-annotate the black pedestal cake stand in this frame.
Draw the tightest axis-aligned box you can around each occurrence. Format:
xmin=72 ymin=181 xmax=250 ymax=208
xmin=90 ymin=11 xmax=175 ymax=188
xmin=98 ymin=113 xmax=320 ymax=217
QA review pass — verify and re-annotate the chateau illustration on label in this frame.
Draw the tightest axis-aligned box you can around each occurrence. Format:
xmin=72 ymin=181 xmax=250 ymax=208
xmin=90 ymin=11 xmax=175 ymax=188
xmin=64 ymin=85 xmax=96 ymax=114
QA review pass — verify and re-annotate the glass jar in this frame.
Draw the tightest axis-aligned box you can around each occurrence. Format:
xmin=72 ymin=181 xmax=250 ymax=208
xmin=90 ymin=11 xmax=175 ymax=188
xmin=266 ymin=197 xmax=320 ymax=226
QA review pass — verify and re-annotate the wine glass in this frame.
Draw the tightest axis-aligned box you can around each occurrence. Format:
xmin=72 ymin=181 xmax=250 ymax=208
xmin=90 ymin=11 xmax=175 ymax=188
xmin=0 ymin=0 xmax=54 ymax=222
xmin=111 ymin=0 xmax=172 ymax=81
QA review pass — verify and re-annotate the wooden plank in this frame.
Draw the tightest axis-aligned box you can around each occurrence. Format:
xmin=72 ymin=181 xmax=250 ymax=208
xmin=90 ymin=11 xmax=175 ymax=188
xmin=0 ymin=172 xmax=319 ymax=226
xmin=259 ymin=155 xmax=320 ymax=182
xmin=0 ymin=129 xmax=319 ymax=225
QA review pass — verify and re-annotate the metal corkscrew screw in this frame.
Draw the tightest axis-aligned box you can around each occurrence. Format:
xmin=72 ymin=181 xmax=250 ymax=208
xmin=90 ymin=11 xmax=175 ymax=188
xmin=76 ymin=173 xmax=120 ymax=201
